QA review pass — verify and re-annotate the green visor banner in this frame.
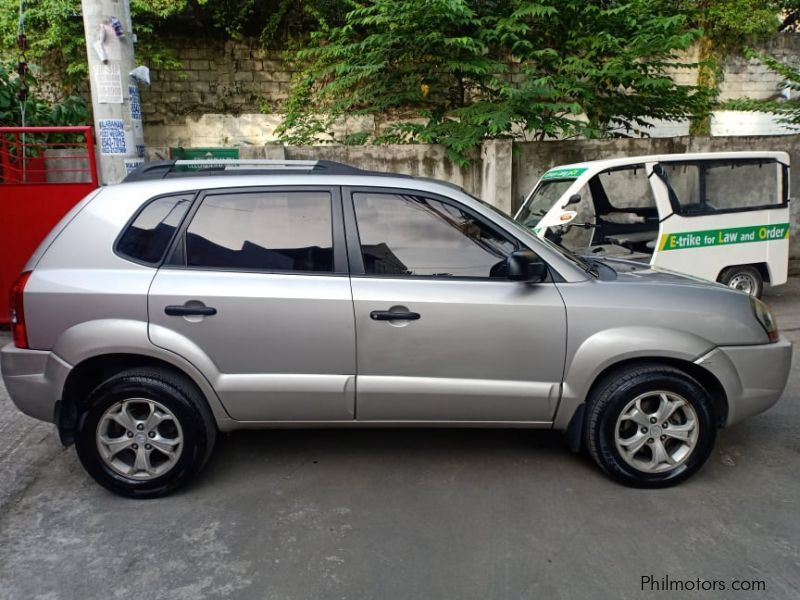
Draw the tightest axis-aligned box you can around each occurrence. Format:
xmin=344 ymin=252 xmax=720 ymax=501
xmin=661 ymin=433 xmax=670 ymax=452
xmin=658 ymin=223 xmax=790 ymax=251
xmin=541 ymin=167 xmax=588 ymax=180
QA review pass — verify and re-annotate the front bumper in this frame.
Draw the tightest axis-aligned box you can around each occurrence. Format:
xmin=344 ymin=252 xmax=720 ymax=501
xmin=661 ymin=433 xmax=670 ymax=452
xmin=1 ymin=342 xmax=72 ymax=423
xmin=695 ymin=335 xmax=793 ymax=426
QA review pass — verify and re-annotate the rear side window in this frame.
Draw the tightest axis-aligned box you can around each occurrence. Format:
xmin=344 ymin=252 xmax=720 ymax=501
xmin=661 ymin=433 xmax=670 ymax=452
xmin=117 ymin=194 xmax=193 ymax=264
xmin=185 ymin=191 xmax=333 ymax=272
xmin=658 ymin=160 xmax=785 ymax=215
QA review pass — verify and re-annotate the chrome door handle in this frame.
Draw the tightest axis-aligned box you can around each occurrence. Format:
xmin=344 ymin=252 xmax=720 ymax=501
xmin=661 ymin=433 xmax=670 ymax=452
xmin=165 ymin=305 xmax=217 ymax=316
xmin=370 ymin=310 xmax=420 ymax=321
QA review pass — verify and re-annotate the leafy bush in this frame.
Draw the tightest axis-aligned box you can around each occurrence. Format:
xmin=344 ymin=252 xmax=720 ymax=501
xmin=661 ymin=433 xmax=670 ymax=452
xmin=0 ymin=63 xmax=87 ymax=126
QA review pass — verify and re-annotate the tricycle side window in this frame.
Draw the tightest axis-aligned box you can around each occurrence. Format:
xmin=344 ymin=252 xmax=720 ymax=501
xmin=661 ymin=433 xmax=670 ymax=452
xmin=595 ymin=165 xmax=656 ymax=211
xmin=655 ymin=159 xmax=787 ymax=216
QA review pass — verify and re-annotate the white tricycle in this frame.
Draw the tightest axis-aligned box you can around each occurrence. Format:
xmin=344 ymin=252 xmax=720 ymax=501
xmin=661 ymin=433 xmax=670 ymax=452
xmin=515 ymin=151 xmax=791 ymax=297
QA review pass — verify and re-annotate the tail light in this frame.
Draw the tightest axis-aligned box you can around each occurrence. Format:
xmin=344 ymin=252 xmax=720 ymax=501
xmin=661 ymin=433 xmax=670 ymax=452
xmin=10 ymin=271 xmax=32 ymax=348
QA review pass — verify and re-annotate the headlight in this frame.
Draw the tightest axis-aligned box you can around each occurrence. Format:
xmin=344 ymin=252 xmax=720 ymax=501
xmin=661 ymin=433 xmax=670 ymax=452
xmin=751 ymin=297 xmax=779 ymax=343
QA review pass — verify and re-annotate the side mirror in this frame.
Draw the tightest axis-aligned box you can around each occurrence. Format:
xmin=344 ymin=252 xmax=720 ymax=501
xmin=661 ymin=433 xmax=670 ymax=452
xmin=562 ymin=193 xmax=581 ymax=208
xmin=507 ymin=249 xmax=548 ymax=283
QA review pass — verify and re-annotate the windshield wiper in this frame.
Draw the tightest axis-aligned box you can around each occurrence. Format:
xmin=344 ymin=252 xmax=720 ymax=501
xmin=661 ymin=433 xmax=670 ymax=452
xmin=540 ymin=231 xmax=598 ymax=277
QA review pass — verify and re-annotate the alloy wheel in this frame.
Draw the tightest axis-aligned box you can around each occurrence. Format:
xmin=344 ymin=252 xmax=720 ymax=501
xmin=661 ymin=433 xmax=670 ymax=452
xmin=614 ymin=391 xmax=699 ymax=474
xmin=95 ymin=398 xmax=184 ymax=480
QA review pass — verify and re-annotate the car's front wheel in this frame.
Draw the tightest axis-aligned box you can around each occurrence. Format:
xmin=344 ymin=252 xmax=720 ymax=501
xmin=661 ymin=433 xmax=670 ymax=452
xmin=75 ymin=368 xmax=216 ymax=498
xmin=585 ymin=364 xmax=716 ymax=487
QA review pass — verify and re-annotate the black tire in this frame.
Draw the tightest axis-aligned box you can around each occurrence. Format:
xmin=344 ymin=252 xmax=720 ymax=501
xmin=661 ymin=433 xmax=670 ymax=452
xmin=75 ymin=368 xmax=216 ymax=499
xmin=585 ymin=364 xmax=716 ymax=488
xmin=718 ymin=265 xmax=763 ymax=298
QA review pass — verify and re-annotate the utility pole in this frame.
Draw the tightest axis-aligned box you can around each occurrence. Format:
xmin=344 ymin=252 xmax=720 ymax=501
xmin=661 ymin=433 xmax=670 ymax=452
xmin=81 ymin=0 xmax=144 ymax=184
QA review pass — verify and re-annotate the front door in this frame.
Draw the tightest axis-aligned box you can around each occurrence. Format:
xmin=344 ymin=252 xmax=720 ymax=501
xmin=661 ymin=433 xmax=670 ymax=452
xmin=345 ymin=188 xmax=567 ymax=423
xmin=148 ymin=186 xmax=356 ymax=421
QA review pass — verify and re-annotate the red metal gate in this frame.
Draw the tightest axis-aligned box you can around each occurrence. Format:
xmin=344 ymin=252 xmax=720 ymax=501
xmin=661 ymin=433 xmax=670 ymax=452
xmin=1 ymin=126 xmax=99 ymax=324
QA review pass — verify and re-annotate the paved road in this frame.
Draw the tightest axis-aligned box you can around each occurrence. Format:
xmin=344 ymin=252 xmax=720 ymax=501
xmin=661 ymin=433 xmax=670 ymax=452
xmin=1 ymin=282 xmax=799 ymax=600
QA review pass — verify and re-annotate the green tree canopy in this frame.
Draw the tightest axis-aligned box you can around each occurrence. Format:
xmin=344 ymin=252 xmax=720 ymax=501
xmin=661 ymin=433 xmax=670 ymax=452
xmin=278 ymin=0 xmax=710 ymax=163
xmin=0 ymin=0 xmax=348 ymax=89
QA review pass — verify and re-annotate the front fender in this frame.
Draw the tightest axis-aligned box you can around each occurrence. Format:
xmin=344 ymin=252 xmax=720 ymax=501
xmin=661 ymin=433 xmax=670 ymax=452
xmin=553 ymin=326 xmax=715 ymax=429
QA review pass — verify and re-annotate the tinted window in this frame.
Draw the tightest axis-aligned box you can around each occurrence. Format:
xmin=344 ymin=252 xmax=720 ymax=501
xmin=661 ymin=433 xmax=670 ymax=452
xmin=117 ymin=194 xmax=192 ymax=264
xmin=185 ymin=191 xmax=333 ymax=272
xmin=353 ymin=192 xmax=516 ymax=278
xmin=659 ymin=160 xmax=783 ymax=215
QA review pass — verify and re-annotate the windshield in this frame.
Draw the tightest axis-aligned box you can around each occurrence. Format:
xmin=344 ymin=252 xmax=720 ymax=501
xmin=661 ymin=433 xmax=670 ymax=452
xmin=516 ymin=179 xmax=575 ymax=228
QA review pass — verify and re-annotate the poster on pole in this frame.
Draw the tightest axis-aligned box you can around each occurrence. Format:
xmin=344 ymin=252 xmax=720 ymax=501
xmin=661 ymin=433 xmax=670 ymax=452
xmin=129 ymin=84 xmax=145 ymax=142
xmin=124 ymin=158 xmax=145 ymax=174
xmin=93 ymin=64 xmax=123 ymax=104
xmin=128 ymin=85 xmax=142 ymax=120
xmin=98 ymin=119 xmax=128 ymax=155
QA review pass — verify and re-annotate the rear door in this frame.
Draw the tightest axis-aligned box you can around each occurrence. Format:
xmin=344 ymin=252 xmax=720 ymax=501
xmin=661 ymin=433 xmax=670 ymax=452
xmin=344 ymin=187 xmax=567 ymax=423
xmin=148 ymin=186 xmax=357 ymax=421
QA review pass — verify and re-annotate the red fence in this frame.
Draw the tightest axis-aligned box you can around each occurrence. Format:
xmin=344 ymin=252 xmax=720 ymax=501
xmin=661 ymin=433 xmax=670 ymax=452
xmin=1 ymin=126 xmax=99 ymax=324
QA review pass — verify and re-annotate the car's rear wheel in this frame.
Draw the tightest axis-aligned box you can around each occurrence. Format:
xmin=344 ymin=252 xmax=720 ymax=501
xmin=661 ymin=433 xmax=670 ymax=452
xmin=718 ymin=265 xmax=763 ymax=298
xmin=585 ymin=364 xmax=716 ymax=487
xmin=75 ymin=368 xmax=216 ymax=498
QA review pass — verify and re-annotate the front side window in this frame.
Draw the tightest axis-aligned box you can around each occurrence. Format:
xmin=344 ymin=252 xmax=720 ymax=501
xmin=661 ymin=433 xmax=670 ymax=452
xmin=353 ymin=192 xmax=517 ymax=278
xmin=185 ymin=191 xmax=333 ymax=272
xmin=117 ymin=194 xmax=193 ymax=264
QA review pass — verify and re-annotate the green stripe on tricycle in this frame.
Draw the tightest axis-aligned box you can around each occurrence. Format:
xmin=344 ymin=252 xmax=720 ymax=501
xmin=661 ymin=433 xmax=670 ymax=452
xmin=658 ymin=223 xmax=790 ymax=251
xmin=541 ymin=167 xmax=587 ymax=180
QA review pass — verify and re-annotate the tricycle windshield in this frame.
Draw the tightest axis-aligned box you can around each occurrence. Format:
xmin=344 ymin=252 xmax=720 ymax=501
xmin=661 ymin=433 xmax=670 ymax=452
xmin=516 ymin=179 xmax=574 ymax=228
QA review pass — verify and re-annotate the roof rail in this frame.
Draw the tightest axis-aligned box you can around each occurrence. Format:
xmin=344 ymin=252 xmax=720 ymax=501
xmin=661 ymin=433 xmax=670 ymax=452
xmin=122 ymin=159 xmax=388 ymax=182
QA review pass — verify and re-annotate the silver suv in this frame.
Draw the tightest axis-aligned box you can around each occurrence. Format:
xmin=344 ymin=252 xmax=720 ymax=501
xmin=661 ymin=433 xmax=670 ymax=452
xmin=1 ymin=160 xmax=792 ymax=498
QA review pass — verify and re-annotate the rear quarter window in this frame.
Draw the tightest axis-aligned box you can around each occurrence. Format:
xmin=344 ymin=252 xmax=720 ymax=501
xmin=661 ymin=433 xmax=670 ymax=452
xmin=116 ymin=194 xmax=194 ymax=264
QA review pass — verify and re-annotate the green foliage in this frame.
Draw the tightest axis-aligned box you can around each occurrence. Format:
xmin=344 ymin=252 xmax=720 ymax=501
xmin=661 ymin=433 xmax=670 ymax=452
xmin=0 ymin=1 xmax=351 ymax=89
xmin=149 ymin=0 xmax=350 ymax=46
xmin=0 ymin=0 xmax=189 ymax=87
xmin=0 ymin=0 xmax=86 ymax=85
xmin=278 ymin=0 xmax=710 ymax=163
xmin=0 ymin=63 xmax=87 ymax=126
xmin=664 ymin=0 xmax=781 ymax=49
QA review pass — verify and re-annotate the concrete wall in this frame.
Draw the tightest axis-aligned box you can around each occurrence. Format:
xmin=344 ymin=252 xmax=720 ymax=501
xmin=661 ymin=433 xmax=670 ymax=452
xmin=148 ymin=135 xmax=800 ymax=257
xmin=139 ymin=38 xmax=291 ymax=136
xmin=719 ymin=35 xmax=800 ymax=102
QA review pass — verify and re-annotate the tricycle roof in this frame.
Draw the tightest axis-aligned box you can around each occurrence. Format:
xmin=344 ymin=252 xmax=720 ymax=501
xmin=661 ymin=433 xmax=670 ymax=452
xmin=541 ymin=151 xmax=790 ymax=180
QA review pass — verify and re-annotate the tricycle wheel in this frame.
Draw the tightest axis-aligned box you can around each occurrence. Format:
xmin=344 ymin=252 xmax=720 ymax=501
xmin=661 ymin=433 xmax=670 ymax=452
xmin=718 ymin=265 xmax=763 ymax=298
